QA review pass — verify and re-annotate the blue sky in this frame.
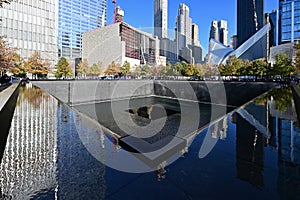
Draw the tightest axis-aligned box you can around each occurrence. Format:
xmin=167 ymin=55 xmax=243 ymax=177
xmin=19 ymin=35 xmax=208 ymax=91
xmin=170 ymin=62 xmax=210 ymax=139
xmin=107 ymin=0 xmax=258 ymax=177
xmin=107 ymin=0 xmax=278 ymax=53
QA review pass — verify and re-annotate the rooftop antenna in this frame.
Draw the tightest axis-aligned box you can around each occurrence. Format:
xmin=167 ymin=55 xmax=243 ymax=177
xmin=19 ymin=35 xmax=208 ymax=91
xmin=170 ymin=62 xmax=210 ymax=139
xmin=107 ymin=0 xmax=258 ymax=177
xmin=112 ymin=0 xmax=117 ymax=23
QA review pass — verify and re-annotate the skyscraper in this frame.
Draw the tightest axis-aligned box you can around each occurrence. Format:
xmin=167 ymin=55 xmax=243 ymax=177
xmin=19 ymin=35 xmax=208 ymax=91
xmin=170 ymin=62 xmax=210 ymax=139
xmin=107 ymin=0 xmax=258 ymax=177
xmin=209 ymin=21 xmax=219 ymax=41
xmin=269 ymin=10 xmax=279 ymax=46
xmin=237 ymin=0 xmax=264 ymax=47
xmin=0 ymin=0 xmax=58 ymax=65
xmin=58 ymin=0 xmax=107 ymax=66
xmin=219 ymin=20 xmax=228 ymax=46
xmin=192 ymin=23 xmax=201 ymax=47
xmin=279 ymin=0 xmax=300 ymax=44
xmin=230 ymin=35 xmax=238 ymax=49
xmin=176 ymin=3 xmax=192 ymax=51
xmin=191 ymin=23 xmax=202 ymax=64
xmin=154 ymin=0 xmax=168 ymax=39
xmin=209 ymin=20 xmax=228 ymax=46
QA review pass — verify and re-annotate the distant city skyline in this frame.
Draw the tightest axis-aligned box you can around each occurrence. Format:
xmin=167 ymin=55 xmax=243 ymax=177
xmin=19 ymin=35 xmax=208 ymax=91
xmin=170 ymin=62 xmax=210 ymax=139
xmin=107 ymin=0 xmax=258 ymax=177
xmin=107 ymin=0 xmax=278 ymax=53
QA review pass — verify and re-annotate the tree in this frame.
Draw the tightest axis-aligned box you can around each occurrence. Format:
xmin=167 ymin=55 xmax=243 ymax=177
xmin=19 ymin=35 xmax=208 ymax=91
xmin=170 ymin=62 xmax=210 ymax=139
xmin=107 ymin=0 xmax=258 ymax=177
xmin=173 ymin=62 xmax=183 ymax=76
xmin=185 ymin=64 xmax=197 ymax=76
xmin=76 ymin=59 xmax=90 ymax=78
xmin=203 ymin=63 xmax=218 ymax=77
xmin=11 ymin=53 xmax=27 ymax=77
xmin=225 ymin=55 xmax=243 ymax=76
xmin=0 ymin=35 xmax=15 ymax=74
xmin=55 ymin=57 xmax=73 ymax=79
xmin=218 ymin=64 xmax=227 ymax=76
xmin=120 ymin=61 xmax=130 ymax=76
xmin=252 ymin=58 xmax=268 ymax=78
xmin=238 ymin=59 xmax=252 ymax=76
xmin=89 ymin=63 xmax=101 ymax=78
xmin=97 ymin=60 xmax=103 ymax=75
xmin=104 ymin=61 xmax=121 ymax=76
xmin=165 ymin=62 xmax=175 ymax=76
xmin=294 ymin=41 xmax=300 ymax=74
xmin=25 ymin=51 xmax=48 ymax=79
xmin=151 ymin=65 xmax=162 ymax=77
xmin=140 ymin=64 xmax=151 ymax=77
xmin=195 ymin=64 xmax=204 ymax=77
xmin=133 ymin=65 xmax=141 ymax=78
xmin=10 ymin=52 xmax=27 ymax=77
xmin=273 ymin=53 xmax=294 ymax=76
xmin=180 ymin=61 xmax=189 ymax=76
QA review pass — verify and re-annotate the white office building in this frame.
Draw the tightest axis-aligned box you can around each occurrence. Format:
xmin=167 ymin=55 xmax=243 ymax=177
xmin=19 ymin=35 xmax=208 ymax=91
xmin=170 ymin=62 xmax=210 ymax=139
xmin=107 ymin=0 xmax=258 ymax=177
xmin=154 ymin=0 xmax=168 ymax=39
xmin=0 ymin=0 xmax=58 ymax=66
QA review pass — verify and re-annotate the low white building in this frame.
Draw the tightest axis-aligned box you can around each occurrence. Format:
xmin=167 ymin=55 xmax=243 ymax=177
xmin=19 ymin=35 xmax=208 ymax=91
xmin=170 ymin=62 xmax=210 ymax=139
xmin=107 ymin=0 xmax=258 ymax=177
xmin=82 ymin=22 xmax=160 ymax=70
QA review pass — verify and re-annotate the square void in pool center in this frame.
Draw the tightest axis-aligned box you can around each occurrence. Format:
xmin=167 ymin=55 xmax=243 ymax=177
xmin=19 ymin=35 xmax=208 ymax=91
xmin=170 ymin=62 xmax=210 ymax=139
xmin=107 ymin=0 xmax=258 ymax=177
xmin=127 ymin=105 xmax=180 ymax=121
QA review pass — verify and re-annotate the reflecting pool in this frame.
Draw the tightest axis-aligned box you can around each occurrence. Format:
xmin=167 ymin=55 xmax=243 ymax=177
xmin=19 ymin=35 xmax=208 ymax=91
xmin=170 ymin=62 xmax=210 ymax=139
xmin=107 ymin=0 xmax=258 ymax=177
xmin=0 ymin=84 xmax=299 ymax=199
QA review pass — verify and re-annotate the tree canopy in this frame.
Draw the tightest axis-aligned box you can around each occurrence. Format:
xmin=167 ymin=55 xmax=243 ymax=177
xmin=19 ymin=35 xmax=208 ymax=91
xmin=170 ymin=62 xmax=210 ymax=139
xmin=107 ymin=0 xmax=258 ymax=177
xmin=25 ymin=51 xmax=48 ymax=79
xmin=104 ymin=61 xmax=121 ymax=76
xmin=76 ymin=59 xmax=89 ymax=78
xmin=0 ymin=35 xmax=15 ymax=73
xmin=55 ymin=57 xmax=73 ymax=78
xmin=272 ymin=53 xmax=294 ymax=76
xmin=89 ymin=63 xmax=102 ymax=77
xmin=294 ymin=41 xmax=300 ymax=74
xmin=120 ymin=61 xmax=130 ymax=76
xmin=11 ymin=52 xmax=26 ymax=77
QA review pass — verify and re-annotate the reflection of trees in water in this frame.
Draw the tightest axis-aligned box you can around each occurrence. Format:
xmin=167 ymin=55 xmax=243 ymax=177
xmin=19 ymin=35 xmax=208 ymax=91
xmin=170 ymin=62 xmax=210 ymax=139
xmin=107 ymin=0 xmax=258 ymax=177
xmin=254 ymin=88 xmax=293 ymax=112
xmin=270 ymin=89 xmax=293 ymax=112
xmin=17 ymin=85 xmax=50 ymax=108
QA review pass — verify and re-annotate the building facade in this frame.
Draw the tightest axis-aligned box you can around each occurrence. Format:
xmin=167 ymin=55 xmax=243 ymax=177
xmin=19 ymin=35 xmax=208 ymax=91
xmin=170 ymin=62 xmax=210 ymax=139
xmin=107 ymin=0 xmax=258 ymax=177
xmin=209 ymin=20 xmax=228 ymax=46
xmin=160 ymin=38 xmax=179 ymax=65
xmin=279 ymin=0 xmax=300 ymax=44
xmin=192 ymin=23 xmax=201 ymax=47
xmin=176 ymin=3 xmax=192 ymax=51
xmin=0 ymin=0 xmax=58 ymax=66
xmin=269 ymin=10 xmax=279 ymax=46
xmin=219 ymin=20 xmax=228 ymax=46
xmin=230 ymin=35 xmax=238 ymax=49
xmin=154 ymin=0 xmax=168 ymax=39
xmin=82 ymin=22 xmax=160 ymax=70
xmin=208 ymin=23 xmax=270 ymax=65
xmin=209 ymin=21 xmax=219 ymax=41
xmin=237 ymin=0 xmax=264 ymax=47
xmin=58 ymin=0 xmax=107 ymax=66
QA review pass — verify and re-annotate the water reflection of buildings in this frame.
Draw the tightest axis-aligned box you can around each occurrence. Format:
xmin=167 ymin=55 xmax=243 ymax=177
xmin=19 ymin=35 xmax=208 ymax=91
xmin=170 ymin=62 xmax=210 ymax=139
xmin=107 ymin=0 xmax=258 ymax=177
xmin=234 ymin=95 xmax=300 ymax=197
xmin=268 ymin=98 xmax=297 ymax=121
xmin=57 ymin=104 xmax=107 ymax=199
xmin=0 ymin=84 xmax=58 ymax=199
xmin=235 ymin=104 xmax=266 ymax=188
xmin=211 ymin=117 xmax=228 ymax=140
xmin=268 ymin=98 xmax=300 ymax=199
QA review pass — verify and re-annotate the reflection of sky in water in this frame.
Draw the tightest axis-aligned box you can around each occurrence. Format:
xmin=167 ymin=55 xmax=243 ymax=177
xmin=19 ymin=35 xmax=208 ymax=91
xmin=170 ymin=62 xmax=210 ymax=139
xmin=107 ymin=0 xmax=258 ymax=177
xmin=0 ymin=85 xmax=299 ymax=199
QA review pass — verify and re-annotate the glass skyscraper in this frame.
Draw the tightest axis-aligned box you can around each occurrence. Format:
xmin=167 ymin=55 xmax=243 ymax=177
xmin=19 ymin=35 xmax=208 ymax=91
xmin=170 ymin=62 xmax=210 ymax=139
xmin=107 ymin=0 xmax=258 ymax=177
xmin=237 ymin=0 xmax=264 ymax=47
xmin=58 ymin=0 xmax=107 ymax=64
xmin=0 ymin=0 xmax=58 ymax=65
xmin=279 ymin=0 xmax=300 ymax=44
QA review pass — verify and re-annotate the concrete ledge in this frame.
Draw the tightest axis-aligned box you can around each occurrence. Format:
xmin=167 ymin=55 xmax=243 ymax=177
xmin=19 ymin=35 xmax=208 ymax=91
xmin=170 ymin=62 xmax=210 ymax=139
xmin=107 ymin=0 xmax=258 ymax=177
xmin=0 ymin=82 xmax=20 ymax=112
xmin=33 ymin=80 xmax=278 ymax=108
xmin=120 ymin=135 xmax=186 ymax=168
xmin=0 ymin=82 xmax=20 ymax=162
xmin=154 ymin=81 xmax=278 ymax=107
xmin=32 ymin=80 xmax=154 ymax=106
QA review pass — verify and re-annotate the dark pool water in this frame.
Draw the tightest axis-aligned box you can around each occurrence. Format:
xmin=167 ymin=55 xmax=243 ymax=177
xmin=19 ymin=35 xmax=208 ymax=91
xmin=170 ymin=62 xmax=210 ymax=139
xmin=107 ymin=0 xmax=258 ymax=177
xmin=0 ymin=84 xmax=299 ymax=200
